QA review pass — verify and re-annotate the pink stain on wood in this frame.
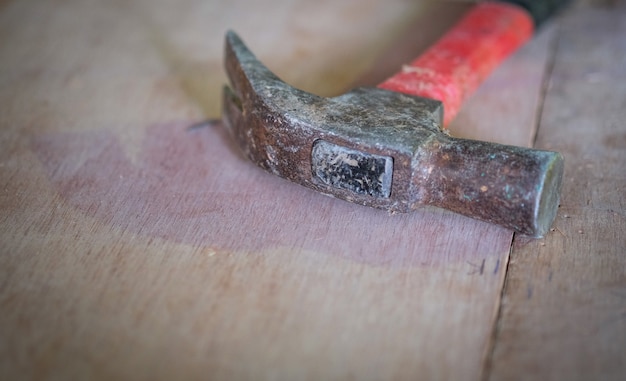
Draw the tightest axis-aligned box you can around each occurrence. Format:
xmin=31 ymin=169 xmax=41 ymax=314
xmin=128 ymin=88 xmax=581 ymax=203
xmin=31 ymin=121 xmax=507 ymax=267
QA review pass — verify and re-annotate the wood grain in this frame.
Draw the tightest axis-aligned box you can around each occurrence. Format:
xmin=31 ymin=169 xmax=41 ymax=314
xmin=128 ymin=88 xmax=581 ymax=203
xmin=489 ymin=3 xmax=626 ymax=380
xmin=0 ymin=0 xmax=596 ymax=380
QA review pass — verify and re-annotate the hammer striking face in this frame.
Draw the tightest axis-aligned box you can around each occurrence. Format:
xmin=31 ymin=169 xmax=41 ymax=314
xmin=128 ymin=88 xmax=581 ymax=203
xmin=222 ymin=31 xmax=563 ymax=237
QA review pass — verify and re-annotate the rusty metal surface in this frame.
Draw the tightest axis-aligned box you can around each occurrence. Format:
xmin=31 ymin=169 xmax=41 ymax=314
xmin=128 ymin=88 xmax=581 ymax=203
xmin=222 ymin=31 xmax=563 ymax=237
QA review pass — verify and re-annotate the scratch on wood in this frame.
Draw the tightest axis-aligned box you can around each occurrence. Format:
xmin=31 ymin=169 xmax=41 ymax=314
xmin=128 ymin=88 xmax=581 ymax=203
xmin=187 ymin=119 xmax=220 ymax=131
xmin=550 ymin=226 xmax=566 ymax=237
xmin=468 ymin=258 xmax=486 ymax=275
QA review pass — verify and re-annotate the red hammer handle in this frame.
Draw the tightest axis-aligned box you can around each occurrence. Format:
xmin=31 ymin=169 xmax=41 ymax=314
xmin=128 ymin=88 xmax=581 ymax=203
xmin=378 ymin=2 xmax=533 ymax=127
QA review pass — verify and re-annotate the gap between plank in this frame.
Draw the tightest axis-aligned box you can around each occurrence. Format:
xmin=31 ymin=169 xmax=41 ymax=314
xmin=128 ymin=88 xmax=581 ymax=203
xmin=479 ymin=19 xmax=563 ymax=381
xmin=530 ymin=21 xmax=562 ymax=148
xmin=479 ymin=240 xmax=513 ymax=381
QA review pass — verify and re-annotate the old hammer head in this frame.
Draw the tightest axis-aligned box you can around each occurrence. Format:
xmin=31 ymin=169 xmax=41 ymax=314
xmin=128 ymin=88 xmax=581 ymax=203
xmin=222 ymin=31 xmax=563 ymax=237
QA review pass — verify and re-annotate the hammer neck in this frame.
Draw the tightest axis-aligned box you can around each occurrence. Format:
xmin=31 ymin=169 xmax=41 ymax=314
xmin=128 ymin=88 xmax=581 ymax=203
xmin=413 ymin=136 xmax=563 ymax=237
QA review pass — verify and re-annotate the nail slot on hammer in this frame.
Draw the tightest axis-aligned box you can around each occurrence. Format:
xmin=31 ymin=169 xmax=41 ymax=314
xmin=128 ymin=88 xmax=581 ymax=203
xmin=222 ymin=0 xmax=570 ymax=237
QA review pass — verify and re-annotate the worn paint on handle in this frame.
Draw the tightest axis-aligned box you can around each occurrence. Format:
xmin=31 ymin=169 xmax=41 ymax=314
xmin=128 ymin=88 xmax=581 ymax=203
xmin=378 ymin=2 xmax=534 ymax=127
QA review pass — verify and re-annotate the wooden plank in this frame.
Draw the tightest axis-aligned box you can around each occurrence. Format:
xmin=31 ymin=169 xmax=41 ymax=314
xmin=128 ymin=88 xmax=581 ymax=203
xmin=0 ymin=1 xmax=554 ymax=380
xmin=489 ymin=3 xmax=626 ymax=380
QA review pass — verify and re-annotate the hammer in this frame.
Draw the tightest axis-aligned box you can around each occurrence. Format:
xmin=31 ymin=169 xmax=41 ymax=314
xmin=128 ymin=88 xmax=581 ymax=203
xmin=222 ymin=1 xmax=568 ymax=237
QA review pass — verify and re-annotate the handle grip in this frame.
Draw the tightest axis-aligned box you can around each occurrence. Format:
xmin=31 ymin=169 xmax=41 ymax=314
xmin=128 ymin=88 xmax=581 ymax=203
xmin=378 ymin=2 xmax=534 ymax=127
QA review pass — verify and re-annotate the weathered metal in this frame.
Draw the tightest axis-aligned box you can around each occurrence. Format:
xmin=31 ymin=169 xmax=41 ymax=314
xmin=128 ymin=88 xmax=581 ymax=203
xmin=222 ymin=31 xmax=563 ymax=237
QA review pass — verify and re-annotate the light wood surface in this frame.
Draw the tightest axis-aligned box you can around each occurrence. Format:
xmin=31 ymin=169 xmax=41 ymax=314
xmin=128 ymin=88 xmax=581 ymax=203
xmin=490 ymin=4 xmax=626 ymax=380
xmin=0 ymin=1 xmax=624 ymax=380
